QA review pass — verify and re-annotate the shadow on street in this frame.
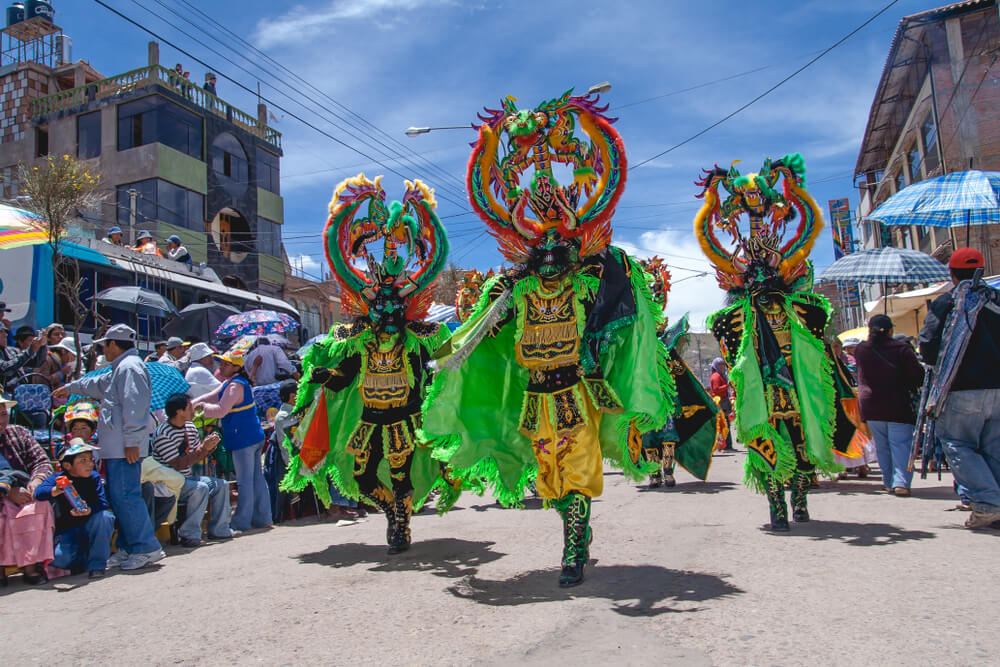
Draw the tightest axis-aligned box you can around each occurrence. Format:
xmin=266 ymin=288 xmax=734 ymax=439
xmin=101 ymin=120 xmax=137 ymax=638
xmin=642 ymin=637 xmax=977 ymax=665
xmin=295 ymin=537 xmax=506 ymax=578
xmin=448 ymin=564 xmax=744 ymax=617
xmin=639 ymin=481 xmax=739 ymax=495
xmin=766 ymin=520 xmax=935 ymax=546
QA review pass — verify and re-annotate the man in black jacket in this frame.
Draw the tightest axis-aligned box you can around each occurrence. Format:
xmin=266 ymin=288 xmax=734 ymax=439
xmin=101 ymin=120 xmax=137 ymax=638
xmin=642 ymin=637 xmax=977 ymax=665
xmin=919 ymin=248 xmax=1000 ymax=529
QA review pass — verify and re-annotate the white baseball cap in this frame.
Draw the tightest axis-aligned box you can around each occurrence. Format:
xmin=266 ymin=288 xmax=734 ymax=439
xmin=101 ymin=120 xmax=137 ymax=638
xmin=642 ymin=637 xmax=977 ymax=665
xmin=94 ymin=323 xmax=138 ymax=344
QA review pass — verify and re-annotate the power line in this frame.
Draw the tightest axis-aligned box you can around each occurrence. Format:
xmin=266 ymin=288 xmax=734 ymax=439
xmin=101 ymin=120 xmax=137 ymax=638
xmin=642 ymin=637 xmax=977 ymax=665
xmin=630 ymin=0 xmax=901 ymax=170
xmin=92 ymin=0 xmax=475 ymax=214
xmin=170 ymin=0 xmax=470 ymax=196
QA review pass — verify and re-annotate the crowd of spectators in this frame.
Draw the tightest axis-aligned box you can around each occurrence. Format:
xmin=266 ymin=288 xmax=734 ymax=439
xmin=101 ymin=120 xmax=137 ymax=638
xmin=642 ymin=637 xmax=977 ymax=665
xmin=0 ymin=315 xmax=321 ymax=586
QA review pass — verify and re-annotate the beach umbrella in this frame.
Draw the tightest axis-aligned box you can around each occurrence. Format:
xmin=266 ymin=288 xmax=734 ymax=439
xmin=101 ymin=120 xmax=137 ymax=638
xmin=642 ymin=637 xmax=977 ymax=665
xmin=866 ymin=170 xmax=1000 ymax=243
xmin=164 ymin=301 xmax=239 ymax=342
xmin=216 ymin=309 xmax=299 ymax=338
xmin=0 ymin=203 xmax=50 ymax=250
xmin=817 ymin=247 xmax=949 ymax=285
xmin=69 ymin=361 xmax=189 ymax=410
xmin=95 ymin=285 xmax=179 ymax=318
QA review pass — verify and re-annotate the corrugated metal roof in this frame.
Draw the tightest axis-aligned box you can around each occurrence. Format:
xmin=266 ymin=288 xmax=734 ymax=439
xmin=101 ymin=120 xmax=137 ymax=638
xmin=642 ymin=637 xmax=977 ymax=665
xmin=854 ymin=0 xmax=997 ymax=177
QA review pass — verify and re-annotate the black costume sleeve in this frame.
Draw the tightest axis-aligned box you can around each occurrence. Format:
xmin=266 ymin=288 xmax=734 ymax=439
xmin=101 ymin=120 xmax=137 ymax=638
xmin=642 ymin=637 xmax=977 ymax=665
xmin=322 ymin=354 xmax=361 ymax=392
xmin=918 ymin=292 xmax=953 ymax=365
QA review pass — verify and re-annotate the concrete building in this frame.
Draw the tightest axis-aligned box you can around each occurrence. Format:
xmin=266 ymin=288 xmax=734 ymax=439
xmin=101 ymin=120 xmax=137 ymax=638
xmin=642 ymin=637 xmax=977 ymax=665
xmin=0 ymin=13 xmax=286 ymax=297
xmin=854 ymin=0 xmax=1000 ymax=274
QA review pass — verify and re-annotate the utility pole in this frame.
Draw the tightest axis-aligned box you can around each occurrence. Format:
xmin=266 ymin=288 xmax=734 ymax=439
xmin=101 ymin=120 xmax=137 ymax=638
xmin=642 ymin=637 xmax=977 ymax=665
xmin=128 ymin=188 xmax=138 ymax=246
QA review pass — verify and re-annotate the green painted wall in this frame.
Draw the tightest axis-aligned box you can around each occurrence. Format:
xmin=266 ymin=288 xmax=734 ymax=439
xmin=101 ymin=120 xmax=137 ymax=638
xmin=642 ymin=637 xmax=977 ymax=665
xmin=157 ymin=144 xmax=208 ymax=194
xmin=257 ymin=187 xmax=284 ymax=224
xmin=156 ymin=221 xmax=207 ymax=264
xmin=258 ymin=254 xmax=284 ymax=284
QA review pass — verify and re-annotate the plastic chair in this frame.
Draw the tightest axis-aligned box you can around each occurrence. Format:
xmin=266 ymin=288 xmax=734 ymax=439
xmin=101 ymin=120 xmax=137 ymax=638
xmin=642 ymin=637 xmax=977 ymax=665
xmin=12 ymin=382 xmax=54 ymax=455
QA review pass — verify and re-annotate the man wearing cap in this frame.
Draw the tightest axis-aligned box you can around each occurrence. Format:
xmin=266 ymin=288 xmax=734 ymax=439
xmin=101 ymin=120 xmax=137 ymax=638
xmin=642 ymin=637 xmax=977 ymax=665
xmin=159 ymin=337 xmax=190 ymax=374
xmin=184 ymin=343 xmax=221 ymax=397
xmin=102 ymin=226 xmax=124 ymax=246
xmin=165 ymin=235 xmax=192 ymax=266
xmin=145 ymin=341 xmax=167 ymax=363
xmin=0 ymin=323 xmax=44 ymax=392
xmin=53 ymin=324 xmax=165 ymax=569
xmin=919 ymin=247 xmax=1000 ymax=529
xmin=34 ymin=439 xmax=115 ymax=578
xmin=0 ymin=392 xmax=54 ymax=584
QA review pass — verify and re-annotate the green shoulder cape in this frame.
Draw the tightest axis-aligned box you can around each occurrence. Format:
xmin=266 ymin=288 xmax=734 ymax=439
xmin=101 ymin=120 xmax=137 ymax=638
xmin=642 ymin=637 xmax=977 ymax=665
xmin=422 ymin=248 xmax=676 ymax=507
xmin=279 ymin=321 xmax=451 ymax=510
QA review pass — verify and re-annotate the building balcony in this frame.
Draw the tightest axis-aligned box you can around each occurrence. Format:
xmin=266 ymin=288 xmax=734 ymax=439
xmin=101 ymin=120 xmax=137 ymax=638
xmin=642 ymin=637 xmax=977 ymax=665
xmin=29 ymin=63 xmax=280 ymax=151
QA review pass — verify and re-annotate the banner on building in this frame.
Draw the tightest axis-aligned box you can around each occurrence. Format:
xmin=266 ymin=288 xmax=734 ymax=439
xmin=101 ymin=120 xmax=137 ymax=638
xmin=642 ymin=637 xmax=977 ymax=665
xmin=829 ymin=198 xmax=854 ymax=259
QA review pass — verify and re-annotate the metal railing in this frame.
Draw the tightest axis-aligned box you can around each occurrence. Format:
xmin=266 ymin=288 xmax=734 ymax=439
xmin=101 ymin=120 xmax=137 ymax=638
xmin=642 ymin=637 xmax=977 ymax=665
xmin=31 ymin=64 xmax=281 ymax=150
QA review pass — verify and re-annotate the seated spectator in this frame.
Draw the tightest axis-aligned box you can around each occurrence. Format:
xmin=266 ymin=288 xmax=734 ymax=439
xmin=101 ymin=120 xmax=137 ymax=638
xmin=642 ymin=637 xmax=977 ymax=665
xmin=43 ymin=324 xmax=65 ymax=347
xmin=134 ymin=230 xmax=162 ymax=257
xmin=34 ymin=337 xmax=78 ymax=390
xmin=34 ymin=439 xmax=114 ymax=578
xmin=140 ymin=455 xmax=184 ymax=528
xmin=185 ymin=343 xmax=221 ymax=397
xmin=0 ymin=326 xmax=44 ymax=392
xmin=65 ymin=401 xmax=100 ymax=447
xmin=145 ymin=341 xmax=167 ymax=363
xmin=159 ymin=337 xmax=190 ymax=373
xmin=102 ymin=226 xmax=124 ymax=246
xmin=165 ymin=236 xmax=193 ymax=266
xmin=153 ymin=393 xmax=235 ymax=547
xmin=0 ymin=393 xmax=54 ymax=584
xmin=245 ymin=337 xmax=297 ymax=386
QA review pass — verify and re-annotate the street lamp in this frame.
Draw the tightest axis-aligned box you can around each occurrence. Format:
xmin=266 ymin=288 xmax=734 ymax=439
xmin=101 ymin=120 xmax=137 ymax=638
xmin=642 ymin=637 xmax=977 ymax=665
xmin=588 ymin=81 xmax=612 ymax=95
xmin=405 ymin=125 xmax=469 ymax=137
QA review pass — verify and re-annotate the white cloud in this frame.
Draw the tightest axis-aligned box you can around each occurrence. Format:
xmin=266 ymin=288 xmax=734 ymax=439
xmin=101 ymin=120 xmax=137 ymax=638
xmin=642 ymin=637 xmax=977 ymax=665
xmin=292 ymin=253 xmax=323 ymax=278
xmin=252 ymin=0 xmax=455 ymax=48
xmin=615 ymin=229 xmax=725 ymax=333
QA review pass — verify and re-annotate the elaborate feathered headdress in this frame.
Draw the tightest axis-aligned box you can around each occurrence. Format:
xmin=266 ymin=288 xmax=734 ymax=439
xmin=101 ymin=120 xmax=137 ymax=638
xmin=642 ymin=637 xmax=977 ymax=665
xmin=694 ymin=153 xmax=822 ymax=293
xmin=466 ymin=89 xmax=627 ymax=265
xmin=454 ymin=268 xmax=494 ymax=323
xmin=324 ymin=174 xmax=448 ymax=330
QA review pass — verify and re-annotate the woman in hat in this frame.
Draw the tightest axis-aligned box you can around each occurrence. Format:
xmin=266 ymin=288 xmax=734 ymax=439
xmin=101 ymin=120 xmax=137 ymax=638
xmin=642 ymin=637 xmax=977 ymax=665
xmin=854 ymin=314 xmax=925 ymax=496
xmin=192 ymin=346 xmax=271 ymax=531
xmin=33 ymin=335 xmax=77 ymax=390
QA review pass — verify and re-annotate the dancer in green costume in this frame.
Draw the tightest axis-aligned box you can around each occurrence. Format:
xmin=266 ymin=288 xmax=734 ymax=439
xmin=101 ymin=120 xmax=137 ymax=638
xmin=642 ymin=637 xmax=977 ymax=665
xmin=637 ymin=257 xmax=718 ymax=488
xmin=422 ymin=90 xmax=691 ymax=587
xmin=281 ymin=174 xmax=450 ymax=554
xmin=695 ymin=154 xmax=855 ymax=530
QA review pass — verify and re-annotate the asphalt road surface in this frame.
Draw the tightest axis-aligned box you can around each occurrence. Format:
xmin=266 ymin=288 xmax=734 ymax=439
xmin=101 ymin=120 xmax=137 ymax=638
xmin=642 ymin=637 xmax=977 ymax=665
xmin=3 ymin=450 xmax=997 ymax=666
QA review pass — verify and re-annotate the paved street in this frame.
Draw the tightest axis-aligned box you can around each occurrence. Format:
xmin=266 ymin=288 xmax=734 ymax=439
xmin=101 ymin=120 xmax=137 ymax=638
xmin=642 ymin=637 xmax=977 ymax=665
xmin=3 ymin=450 xmax=997 ymax=666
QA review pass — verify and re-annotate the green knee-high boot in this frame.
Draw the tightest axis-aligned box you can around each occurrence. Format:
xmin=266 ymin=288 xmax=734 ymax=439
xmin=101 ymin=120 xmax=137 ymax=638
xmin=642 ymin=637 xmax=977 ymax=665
xmin=790 ymin=471 xmax=811 ymax=523
xmin=553 ymin=492 xmax=592 ymax=587
xmin=643 ymin=446 xmax=663 ymax=488
xmin=766 ymin=476 xmax=790 ymax=532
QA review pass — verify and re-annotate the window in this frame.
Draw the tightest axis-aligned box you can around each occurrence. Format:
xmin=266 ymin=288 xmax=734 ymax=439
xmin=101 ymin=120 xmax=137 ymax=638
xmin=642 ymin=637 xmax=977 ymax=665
xmin=907 ymin=144 xmax=922 ymax=183
xmin=116 ymin=179 xmax=205 ymax=231
xmin=117 ymin=95 xmax=203 ymax=159
xmin=257 ymin=148 xmax=280 ymax=194
xmin=210 ymin=132 xmax=249 ymax=197
xmin=77 ymin=111 xmax=101 ymax=159
xmin=35 ymin=127 xmax=48 ymax=157
xmin=893 ymin=170 xmax=906 ymax=193
xmin=921 ymin=112 xmax=939 ymax=175
xmin=257 ymin=217 xmax=282 ymax=257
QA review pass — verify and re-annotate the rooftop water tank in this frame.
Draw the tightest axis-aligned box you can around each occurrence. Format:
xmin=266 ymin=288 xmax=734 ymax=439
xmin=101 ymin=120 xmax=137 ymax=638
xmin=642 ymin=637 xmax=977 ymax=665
xmin=6 ymin=3 xmax=24 ymax=27
xmin=25 ymin=0 xmax=53 ymax=22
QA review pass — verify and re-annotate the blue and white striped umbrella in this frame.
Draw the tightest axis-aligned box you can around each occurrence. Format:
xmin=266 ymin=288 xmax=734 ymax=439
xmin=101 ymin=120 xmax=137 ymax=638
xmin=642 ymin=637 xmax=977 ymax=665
xmin=69 ymin=361 xmax=190 ymax=411
xmin=867 ymin=170 xmax=1000 ymax=228
xmin=818 ymin=247 xmax=949 ymax=285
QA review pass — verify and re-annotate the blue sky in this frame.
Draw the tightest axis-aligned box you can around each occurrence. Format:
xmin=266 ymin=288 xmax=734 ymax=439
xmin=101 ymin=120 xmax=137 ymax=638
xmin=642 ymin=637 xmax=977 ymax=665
xmin=58 ymin=0 xmax=935 ymax=327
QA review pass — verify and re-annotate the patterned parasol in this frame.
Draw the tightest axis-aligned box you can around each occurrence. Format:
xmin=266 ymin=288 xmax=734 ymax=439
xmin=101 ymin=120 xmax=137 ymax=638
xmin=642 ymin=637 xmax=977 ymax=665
xmin=69 ymin=361 xmax=190 ymax=410
xmin=215 ymin=309 xmax=299 ymax=338
xmin=817 ymin=247 xmax=950 ymax=285
xmin=0 ymin=203 xmax=50 ymax=250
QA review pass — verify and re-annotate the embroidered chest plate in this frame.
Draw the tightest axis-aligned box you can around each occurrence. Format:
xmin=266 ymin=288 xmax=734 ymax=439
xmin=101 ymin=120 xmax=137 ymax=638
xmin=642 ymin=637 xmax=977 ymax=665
xmin=361 ymin=344 xmax=410 ymax=408
xmin=515 ymin=286 xmax=580 ymax=371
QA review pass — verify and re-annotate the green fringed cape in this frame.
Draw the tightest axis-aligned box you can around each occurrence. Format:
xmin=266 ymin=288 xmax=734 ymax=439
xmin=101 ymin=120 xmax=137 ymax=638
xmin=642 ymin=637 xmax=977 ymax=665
xmin=279 ymin=321 xmax=451 ymax=510
xmin=422 ymin=247 xmax=676 ymax=508
xmin=707 ymin=293 xmax=841 ymax=493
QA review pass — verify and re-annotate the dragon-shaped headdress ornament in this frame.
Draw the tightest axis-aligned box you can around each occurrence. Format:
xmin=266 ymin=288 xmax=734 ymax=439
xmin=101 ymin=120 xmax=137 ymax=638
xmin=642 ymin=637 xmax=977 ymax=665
xmin=324 ymin=174 xmax=448 ymax=333
xmin=639 ymin=256 xmax=672 ymax=310
xmin=467 ymin=90 xmax=626 ymax=274
xmin=454 ymin=268 xmax=494 ymax=323
xmin=694 ymin=153 xmax=823 ymax=294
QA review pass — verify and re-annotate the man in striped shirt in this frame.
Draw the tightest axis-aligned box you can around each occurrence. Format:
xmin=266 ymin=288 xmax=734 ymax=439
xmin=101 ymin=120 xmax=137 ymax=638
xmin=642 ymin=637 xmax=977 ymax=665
xmin=151 ymin=393 xmax=236 ymax=547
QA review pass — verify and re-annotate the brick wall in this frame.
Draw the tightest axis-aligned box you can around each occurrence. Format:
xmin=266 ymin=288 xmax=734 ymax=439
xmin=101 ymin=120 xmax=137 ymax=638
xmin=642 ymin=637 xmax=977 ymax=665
xmin=0 ymin=65 xmax=51 ymax=145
